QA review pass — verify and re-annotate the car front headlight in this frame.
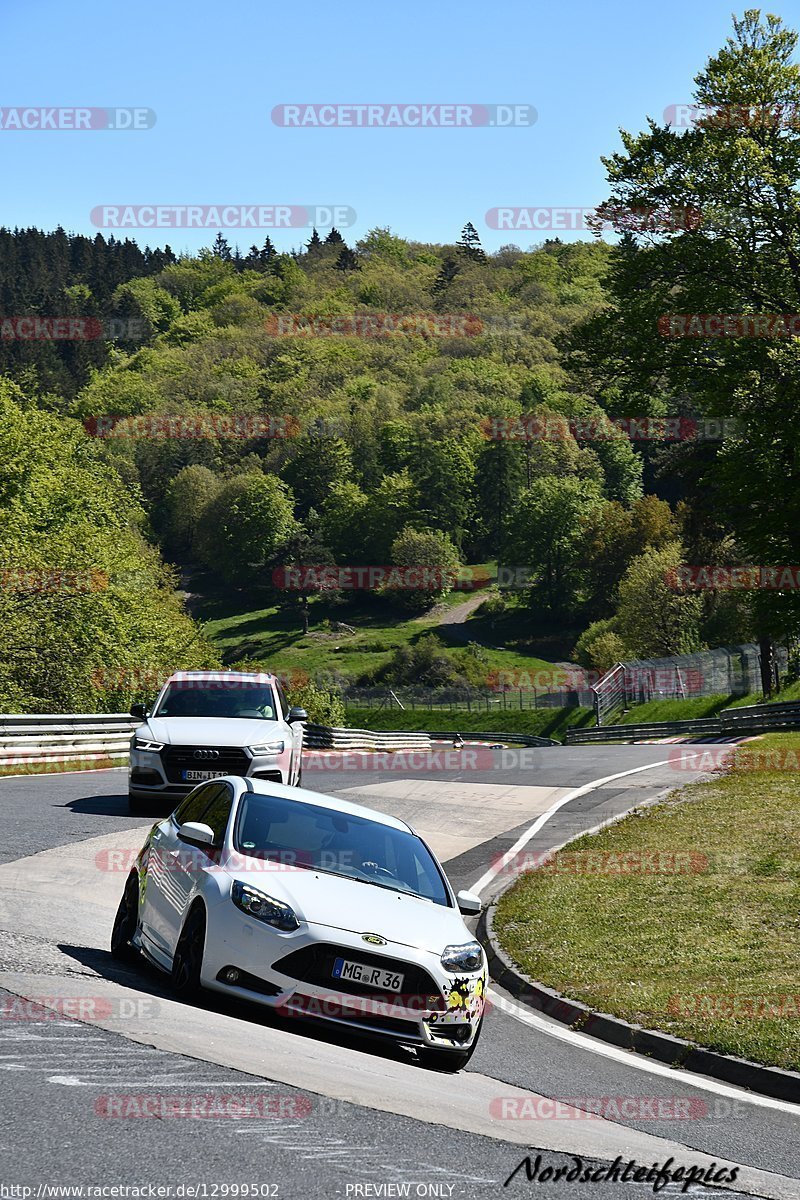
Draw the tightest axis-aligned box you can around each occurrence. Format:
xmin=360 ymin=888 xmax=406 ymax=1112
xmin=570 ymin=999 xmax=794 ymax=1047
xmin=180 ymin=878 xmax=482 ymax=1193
xmin=231 ymin=880 xmax=299 ymax=931
xmin=134 ymin=737 xmax=164 ymax=752
xmin=441 ymin=941 xmax=483 ymax=972
xmin=248 ymin=740 xmax=285 ymax=755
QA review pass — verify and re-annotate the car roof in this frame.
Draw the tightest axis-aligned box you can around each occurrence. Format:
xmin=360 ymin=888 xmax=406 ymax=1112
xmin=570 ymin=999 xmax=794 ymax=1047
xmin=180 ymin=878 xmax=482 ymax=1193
xmin=230 ymin=776 xmax=413 ymax=835
xmin=165 ymin=670 xmax=276 ymax=683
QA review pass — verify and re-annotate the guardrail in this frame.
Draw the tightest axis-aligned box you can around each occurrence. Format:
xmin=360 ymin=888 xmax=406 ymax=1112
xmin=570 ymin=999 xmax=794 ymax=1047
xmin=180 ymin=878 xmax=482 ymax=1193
xmin=0 ymin=713 xmax=137 ymax=767
xmin=0 ymin=712 xmax=559 ymax=768
xmin=421 ymin=729 xmax=560 ymax=748
xmin=719 ymin=699 xmax=800 ymax=734
xmin=566 ymin=695 xmax=800 ymax=744
xmin=303 ymin=724 xmax=432 ymax=751
xmin=565 ymin=717 xmax=724 ymax=745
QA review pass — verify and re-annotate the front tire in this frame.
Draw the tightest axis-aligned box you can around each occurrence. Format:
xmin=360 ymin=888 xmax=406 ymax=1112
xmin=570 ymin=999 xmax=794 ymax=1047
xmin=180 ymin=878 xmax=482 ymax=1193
xmin=110 ymin=872 xmax=140 ymax=962
xmin=171 ymin=906 xmax=206 ymax=1001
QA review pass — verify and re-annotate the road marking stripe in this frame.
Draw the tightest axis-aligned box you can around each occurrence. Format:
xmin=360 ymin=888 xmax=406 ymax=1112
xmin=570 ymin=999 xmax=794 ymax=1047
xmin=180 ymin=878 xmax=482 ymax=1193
xmin=470 ymin=757 xmax=672 ymax=896
xmin=490 ymin=990 xmax=800 ymax=1115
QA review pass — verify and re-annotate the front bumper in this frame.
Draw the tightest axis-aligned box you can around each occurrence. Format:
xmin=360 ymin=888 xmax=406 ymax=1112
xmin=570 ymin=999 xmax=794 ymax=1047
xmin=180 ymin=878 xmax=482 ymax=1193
xmin=201 ymin=907 xmax=487 ymax=1051
xmin=129 ymin=745 xmax=290 ymax=798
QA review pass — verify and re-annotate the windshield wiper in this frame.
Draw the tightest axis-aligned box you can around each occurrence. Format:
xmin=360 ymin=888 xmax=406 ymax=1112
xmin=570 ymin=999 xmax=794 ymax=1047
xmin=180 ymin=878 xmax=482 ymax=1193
xmin=340 ymin=870 xmax=429 ymax=900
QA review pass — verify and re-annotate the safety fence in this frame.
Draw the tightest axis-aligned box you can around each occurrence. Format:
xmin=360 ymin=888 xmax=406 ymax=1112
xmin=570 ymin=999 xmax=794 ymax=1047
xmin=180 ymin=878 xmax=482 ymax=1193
xmin=591 ymin=643 xmax=788 ymax=725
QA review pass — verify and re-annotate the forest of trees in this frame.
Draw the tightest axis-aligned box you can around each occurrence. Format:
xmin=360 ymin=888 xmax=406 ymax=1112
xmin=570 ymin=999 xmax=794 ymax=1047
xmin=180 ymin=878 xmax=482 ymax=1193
xmin=0 ymin=227 xmax=175 ymax=397
xmin=2 ymin=11 xmax=800 ymax=708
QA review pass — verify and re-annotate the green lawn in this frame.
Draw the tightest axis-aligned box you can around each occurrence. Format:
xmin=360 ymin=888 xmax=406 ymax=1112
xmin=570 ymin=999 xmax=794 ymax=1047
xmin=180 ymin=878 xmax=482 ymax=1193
xmin=612 ymin=681 xmax=800 ymax=725
xmin=0 ymin=757 xmax=119 ymax=777
xmin=613 ymin=695 xmax=734 ymax=723
xmin=344 ymin=705 xmax=594 ymax=741
xmin=191 ymin=571 xmax=560 ymax=685
xmin=493 ymin=732 xmax=800 ymax=1070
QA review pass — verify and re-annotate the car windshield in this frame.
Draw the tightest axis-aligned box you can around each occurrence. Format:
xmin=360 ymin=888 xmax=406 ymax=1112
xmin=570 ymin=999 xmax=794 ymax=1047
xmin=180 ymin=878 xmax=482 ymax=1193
xmin=234 ymin=792 xmax=451 ymax=906
xmin=153 ymin=682 xmax=277 ymax=720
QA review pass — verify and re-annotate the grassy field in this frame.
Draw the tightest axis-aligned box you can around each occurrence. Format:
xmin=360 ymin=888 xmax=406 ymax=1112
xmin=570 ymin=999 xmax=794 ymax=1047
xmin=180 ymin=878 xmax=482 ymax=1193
xmin=611 ymin=681 xmax=800 ymax=725
xmin=190 ymin=571 xmax=558 ymax=684
xmin=344 ymin=705 xmax=594 ymax=741
xmin=460 ymin=599 xmax=583 ymax=664
xmin=613 ymin=695 xmax=734 ymax=723
xmin=0 ymin=757 xmax=119 ymax=778
xmin=493 ymin=732 xmax=800 ymax=1070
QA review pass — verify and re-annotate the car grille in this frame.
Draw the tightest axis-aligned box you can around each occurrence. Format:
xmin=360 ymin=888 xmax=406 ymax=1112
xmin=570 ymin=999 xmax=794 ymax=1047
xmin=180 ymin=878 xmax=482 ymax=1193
xmin=273 ymin=943 xmax=443 ymax=1006
xmin=161 ymin=745 xmax=250 ymax=784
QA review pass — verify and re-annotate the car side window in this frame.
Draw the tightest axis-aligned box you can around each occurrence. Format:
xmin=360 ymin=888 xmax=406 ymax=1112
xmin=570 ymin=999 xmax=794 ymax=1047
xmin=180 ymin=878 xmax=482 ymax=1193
xmin=173 ymin=784 xmax=217 ymax=827
xmin=274 ymin=681 xmax=289 ymax=719
xmin=201 ymin=782 xmax=235 ymax=846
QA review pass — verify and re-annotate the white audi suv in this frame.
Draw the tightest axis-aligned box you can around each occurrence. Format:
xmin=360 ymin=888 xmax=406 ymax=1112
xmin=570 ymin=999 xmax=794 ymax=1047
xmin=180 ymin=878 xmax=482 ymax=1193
xmin=127 ymin=671 xmax=306 ymax=814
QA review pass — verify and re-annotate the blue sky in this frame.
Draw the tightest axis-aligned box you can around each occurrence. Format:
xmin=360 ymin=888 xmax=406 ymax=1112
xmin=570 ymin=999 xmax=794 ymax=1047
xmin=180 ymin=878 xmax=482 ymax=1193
xmin=3 ymin=0 xmax=800 ymax=254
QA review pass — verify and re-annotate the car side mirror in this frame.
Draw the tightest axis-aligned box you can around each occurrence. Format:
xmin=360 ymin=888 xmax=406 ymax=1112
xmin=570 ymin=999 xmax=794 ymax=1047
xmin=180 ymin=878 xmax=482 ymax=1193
xmin=456 ymin=889 xmax=482 ymax=916
xmin=287 ymin=707 xmax=308 ymax=724
xmin=177 ymin=822 xmax=215 ymax=848
xmin=130 ymin=702 xmax=147 ymax=720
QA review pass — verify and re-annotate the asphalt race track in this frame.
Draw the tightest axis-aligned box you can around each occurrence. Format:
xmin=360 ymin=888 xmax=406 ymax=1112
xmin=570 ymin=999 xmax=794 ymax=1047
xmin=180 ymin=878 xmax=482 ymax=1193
xmin=0 ymin=745 xmax=798 ymax=1199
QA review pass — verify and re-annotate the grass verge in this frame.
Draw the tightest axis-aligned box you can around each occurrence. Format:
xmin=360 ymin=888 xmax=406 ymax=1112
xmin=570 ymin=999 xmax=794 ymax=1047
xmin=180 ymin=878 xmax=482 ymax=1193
xmin=344 ymin=706 xmax=594 ymax=742
xmin=493 ymin=732 xmax=800 ymax=1071
xmin=0 ymin=757 xmax=120 ymax=777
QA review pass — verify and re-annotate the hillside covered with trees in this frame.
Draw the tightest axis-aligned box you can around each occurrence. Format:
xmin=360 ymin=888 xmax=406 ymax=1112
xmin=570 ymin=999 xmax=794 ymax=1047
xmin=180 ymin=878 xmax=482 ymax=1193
xmin=3 ymin=11 xmax=800 ymax=709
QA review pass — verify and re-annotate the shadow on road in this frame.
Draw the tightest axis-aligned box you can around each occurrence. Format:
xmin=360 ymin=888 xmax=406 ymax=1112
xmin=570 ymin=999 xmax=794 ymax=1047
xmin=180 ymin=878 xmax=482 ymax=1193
xmin=62 ymin=793 xmax=163 ymax=818
xmin=58 ymin=942 xmax=415 ymax=1068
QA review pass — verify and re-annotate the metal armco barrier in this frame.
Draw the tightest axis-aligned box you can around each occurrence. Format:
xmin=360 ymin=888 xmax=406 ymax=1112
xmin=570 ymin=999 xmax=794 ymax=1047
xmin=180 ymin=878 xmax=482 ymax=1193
xmin=0 ymin=713 xmax=137 ymax=767
xmin=0 ymin=714 xmax=559 ymax=769
xmin=566 ymin=718 xmax=723 ymax=744
xmin=421 ymin=729 xmax=560 ymax=748
xmin=565 ymin=698 xmax=800 ymax=744
xmin=303 ymin=724 xmax=433 ymax=751
xmin=718 ymin=699 xmax=800 ymax=734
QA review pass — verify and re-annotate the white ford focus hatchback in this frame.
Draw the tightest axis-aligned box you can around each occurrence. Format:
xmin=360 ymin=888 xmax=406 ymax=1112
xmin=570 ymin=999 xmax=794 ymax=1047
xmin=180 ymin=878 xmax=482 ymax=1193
xmin=112 ymin=776 xmax=487 ymax=1070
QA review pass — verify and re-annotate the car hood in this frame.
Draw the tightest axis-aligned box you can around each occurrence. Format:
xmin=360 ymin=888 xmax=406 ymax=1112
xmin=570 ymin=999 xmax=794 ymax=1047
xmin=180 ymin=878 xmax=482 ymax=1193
xmin=224 ymin=858 xmax=472 ymax=956
xmin=140 ymin=717 xmax=285 ymax=746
